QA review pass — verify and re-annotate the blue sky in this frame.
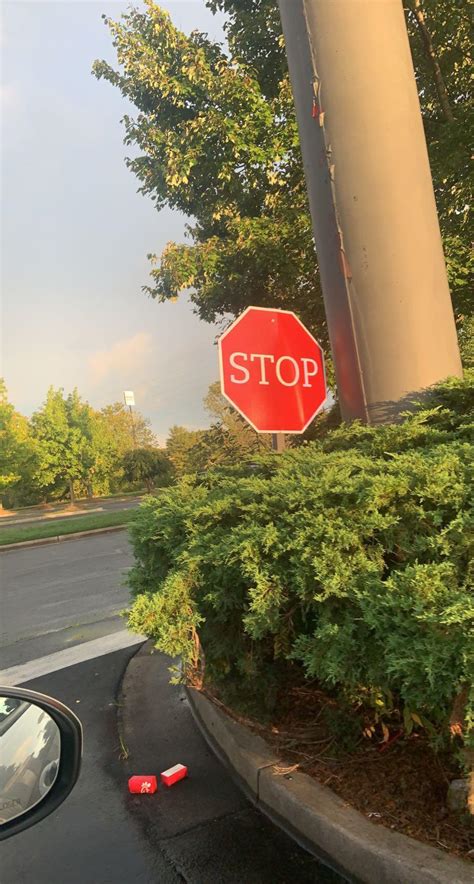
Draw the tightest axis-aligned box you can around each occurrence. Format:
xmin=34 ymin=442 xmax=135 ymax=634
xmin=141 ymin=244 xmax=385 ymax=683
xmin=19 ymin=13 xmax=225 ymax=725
xmin=1 ymin=1 xmax=226 ymax=443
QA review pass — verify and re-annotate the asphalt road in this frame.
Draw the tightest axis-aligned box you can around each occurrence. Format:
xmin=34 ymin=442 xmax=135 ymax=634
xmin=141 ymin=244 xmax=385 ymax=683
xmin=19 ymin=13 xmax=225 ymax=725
xmin=0 ymin=649 xmax=344 ymax=883
xmin=0 ymin=533 xmax=133 ymax=670
xmin=0 ymin=535 xmax=345 ymax=882
xmin=0 ymin=649 xmax=183 ymax=883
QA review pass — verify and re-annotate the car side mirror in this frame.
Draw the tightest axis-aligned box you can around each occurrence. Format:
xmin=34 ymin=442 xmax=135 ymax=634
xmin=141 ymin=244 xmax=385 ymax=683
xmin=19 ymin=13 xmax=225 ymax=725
xmin=0 ymin=686 xmax=82 ymax=840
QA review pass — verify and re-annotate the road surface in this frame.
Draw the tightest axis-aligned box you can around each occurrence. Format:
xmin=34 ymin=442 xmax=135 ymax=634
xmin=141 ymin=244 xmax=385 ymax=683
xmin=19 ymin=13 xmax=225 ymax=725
xmin=0 ymin=535 xmax=345 ymax=882
xmin=0 ymin=649 xmax=343 ymax=883
xmin=0 ymin=532 xmax=133 ymax=671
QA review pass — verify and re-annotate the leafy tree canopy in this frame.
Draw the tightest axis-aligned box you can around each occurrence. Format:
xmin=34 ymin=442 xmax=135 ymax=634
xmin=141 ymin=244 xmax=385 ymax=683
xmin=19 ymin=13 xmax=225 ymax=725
xmin=1 ymin=386 xmax=159 ymax=507
xmin=30 ymin=387 xmax=74 ymax=500
xmin=100 ymin=402 xmax=157 ymax=454
xmin=166 ymin=425 xmax=206 ymax=475
xmin=94 ymin=0 xmax=472 ymax=366
xmin=93 ymin=0 xmax=326 ymax=349
xmin=0 ymin=380 xmax=37 ymax=502
xmin=164 ymin=384 xmax=272 ymax=477
xmin=122 ymin=446 xmax=174 ymax=490
xmin=404 ymin=0 xmax=472 ymax=325
xmin=204 ymin=382 xmax=270 ymax=451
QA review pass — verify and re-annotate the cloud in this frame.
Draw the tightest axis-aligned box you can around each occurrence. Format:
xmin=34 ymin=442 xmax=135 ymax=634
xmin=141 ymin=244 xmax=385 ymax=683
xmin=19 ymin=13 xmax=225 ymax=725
xmin=0 ymin=83 xmax=20 ymax=111
xmin=88 ymin=332 xmax=153 ymax=385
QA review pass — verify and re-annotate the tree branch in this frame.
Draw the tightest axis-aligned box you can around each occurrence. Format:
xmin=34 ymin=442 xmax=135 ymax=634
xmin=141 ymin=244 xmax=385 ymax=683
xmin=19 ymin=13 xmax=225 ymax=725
xmin=411 ymin=0 xmax=454 ymax=123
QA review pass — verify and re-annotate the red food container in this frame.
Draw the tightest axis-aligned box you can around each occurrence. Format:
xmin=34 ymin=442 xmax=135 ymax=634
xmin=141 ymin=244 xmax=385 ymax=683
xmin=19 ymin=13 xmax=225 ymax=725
xmin=160 ymin=764 xmax=188 ymax=787
xmin=128 ymin=775 xmax=158 ymax=794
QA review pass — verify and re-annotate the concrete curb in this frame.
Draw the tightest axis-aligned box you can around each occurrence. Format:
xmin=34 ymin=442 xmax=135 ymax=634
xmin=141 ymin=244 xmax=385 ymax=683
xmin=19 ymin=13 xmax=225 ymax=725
xmin=186 ymin=687 xmax=472 ymax=884
xmin=0 ymin=524 xmax=128 ymax=552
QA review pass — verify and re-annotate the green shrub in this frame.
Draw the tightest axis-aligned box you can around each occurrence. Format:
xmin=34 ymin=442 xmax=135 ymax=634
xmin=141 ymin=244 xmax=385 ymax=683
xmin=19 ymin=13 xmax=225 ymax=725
xmin=127 ymin=374 xmax=474 ymax=745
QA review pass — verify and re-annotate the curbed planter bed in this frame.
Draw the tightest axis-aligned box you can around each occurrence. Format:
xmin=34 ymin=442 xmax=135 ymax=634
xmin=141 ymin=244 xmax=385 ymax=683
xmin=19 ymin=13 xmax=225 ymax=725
xmin=186 ymin=686 xmax=472 ymax=884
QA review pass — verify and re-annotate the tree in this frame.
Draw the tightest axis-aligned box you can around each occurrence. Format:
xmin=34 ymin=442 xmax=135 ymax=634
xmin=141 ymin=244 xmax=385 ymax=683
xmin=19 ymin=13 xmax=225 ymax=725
xmin=100 ymin=402 xmax=157 ymax=455
xmin=65 ymin=392 xmax=125 ymax=498
xmin=0 ymin=380 xmax=22 ymax=500
xmin=92 ymin=1 xmax=327 ymax=354
xmin=0 ymin=380 xmax=37 ymax=508
xmin=404 ymin=0 xmax=472 ymax=334
xmin=31 ymin=388 xmax=82 ymax=503
xmin=86 ymin=410 xmax=123 ymax=496
xmin=122 ymin=447 xmax=174 ymax=491
xmin=30 ymin=388 xmax=122 ymax=503
xmin=164 ymin=387 xmax=271 ymax=476
xmin=1 ymin=385 xmax=161 ymax=506
xmin=94 ymin=0 xmax=472 ymax=372
xmin=166 ymin=425 xmax=205 ymax=476
xmin=187 ymin=422 xmax=268 ymax=472
xmin=65 ymin=390 xmax=96 ymax=499
xmin=204 ymin=382 xmax=270 ymax=453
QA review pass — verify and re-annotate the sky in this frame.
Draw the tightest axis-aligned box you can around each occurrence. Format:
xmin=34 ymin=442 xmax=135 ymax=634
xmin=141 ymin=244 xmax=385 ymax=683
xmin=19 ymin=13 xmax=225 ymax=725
xmin=1 ymin=1 xmax=227 ymax=444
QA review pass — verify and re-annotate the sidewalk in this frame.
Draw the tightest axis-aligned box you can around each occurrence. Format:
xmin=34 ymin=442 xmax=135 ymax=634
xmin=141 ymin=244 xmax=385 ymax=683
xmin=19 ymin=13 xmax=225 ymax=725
xmin=118 ymin=642 xmax=342 ymax=883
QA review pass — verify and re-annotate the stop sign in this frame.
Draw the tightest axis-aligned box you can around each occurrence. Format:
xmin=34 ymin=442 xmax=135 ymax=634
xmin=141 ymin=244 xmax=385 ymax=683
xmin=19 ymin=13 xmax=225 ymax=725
xmin=219 ymin=307 xmax=327 ymax=433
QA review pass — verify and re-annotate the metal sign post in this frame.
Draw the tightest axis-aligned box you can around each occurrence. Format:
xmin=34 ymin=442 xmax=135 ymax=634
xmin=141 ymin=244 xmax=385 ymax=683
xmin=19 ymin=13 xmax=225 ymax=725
xmin=272 ymin=433 xmax=286 ymax=453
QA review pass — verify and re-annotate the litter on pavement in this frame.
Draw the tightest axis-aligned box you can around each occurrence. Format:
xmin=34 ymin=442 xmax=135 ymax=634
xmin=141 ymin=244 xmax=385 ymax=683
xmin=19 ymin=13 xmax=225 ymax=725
xmin=160 ymin=764 xmax=188 ymax=787
xmin=128 ymin=775 xmax=158 ymax=794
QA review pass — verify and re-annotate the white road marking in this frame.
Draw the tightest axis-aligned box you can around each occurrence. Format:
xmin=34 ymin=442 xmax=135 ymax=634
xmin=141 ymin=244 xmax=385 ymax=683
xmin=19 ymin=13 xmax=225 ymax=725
xmin=0 ymin=630 xmax=146 ymax=686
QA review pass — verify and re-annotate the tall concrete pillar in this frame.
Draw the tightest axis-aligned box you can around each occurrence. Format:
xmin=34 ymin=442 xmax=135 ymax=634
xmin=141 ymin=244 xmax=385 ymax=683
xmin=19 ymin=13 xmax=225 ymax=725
xmin=278 ymin=0 xmax=462 ymax=423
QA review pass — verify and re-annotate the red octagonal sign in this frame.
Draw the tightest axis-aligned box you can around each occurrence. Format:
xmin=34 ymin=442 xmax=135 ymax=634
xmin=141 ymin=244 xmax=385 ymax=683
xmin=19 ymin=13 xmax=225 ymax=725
xmin=219 ymin=307 xmax=327 ymax=434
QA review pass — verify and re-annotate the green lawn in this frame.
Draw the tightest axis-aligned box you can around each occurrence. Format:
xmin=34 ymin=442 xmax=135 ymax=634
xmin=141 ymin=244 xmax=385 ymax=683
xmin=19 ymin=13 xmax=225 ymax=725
xmin=0 ymin=508 xmax=136 ymax=546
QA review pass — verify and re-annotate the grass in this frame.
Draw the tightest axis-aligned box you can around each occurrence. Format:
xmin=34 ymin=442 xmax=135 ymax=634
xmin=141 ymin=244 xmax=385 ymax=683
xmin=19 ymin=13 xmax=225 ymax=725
xmin=0 ymin=508 xmax=136 ymax=546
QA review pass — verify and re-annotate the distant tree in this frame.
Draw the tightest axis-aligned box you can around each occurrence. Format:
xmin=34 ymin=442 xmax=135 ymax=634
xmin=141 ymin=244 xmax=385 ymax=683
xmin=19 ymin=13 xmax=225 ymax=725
xmin=204 ymin=382 xmax=271 ymax=454
xmin=166 ymin=425 xmax=206 ymax=476
xmin=1 ymin=385 xmax=161 ymax=506
xmin=86 ymin=411 xmax=123 ymax=496
xmin=0 ymin=380 xmax=22 ymax=499
xmin=186 ymin=423 xmax=243 ymax=472
xmin=65 ymin=390 xmax=96 ymax=498
xmin=31 ymin=388 xmax=81 ymax=503
xmin=100 ymin=403 xmax=157 ymax=455
xmin=176 ymin=383 xmax=271 ymax=472
xmin=122 ymin=447 xmax=174 ymax=491
xmin=165 ymin=388 xmax=271 ymax=477
xmin=30 ymin=387 xmax=119 ymax=504
xmin=0 ymin=380 xmax=37 ymax=508
xmin=65 ymin=391 xmax=123 ymax=498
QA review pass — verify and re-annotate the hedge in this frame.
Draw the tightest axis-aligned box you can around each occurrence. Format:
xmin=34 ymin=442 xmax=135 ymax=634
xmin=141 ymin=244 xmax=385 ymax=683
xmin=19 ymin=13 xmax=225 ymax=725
xmin=127 ymin=374 xmax=473 ymax=747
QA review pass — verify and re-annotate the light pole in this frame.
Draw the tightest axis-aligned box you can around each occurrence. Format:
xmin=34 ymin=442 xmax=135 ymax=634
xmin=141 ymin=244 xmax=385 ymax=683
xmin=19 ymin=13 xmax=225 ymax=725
xmin=123 ymin=390 xmax=137 ymax=448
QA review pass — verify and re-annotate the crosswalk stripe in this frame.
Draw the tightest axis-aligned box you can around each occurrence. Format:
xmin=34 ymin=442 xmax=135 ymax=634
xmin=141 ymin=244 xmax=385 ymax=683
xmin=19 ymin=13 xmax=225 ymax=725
xmin=0 ymin=630 xmax=146 ymax=685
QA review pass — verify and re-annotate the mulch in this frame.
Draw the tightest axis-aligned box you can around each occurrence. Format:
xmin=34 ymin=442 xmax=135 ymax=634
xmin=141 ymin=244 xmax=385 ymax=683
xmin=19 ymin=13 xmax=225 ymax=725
xmin=203 ymin=681 xmax=473 ymax=862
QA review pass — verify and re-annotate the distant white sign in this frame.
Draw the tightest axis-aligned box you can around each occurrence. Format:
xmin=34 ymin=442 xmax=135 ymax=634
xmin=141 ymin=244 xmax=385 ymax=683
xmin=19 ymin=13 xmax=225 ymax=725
xmin=123 ymin=390 xmax=135 ymax=407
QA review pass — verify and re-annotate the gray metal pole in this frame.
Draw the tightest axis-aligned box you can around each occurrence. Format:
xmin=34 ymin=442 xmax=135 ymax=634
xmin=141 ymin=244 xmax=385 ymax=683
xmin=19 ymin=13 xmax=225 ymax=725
xmin=278 ymin=0 xmax=462 ymax=424
xmin=129 ymin=404 xmax=137 ymax=448
xmin=271 ymin=433 xmax=286 ymax=453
